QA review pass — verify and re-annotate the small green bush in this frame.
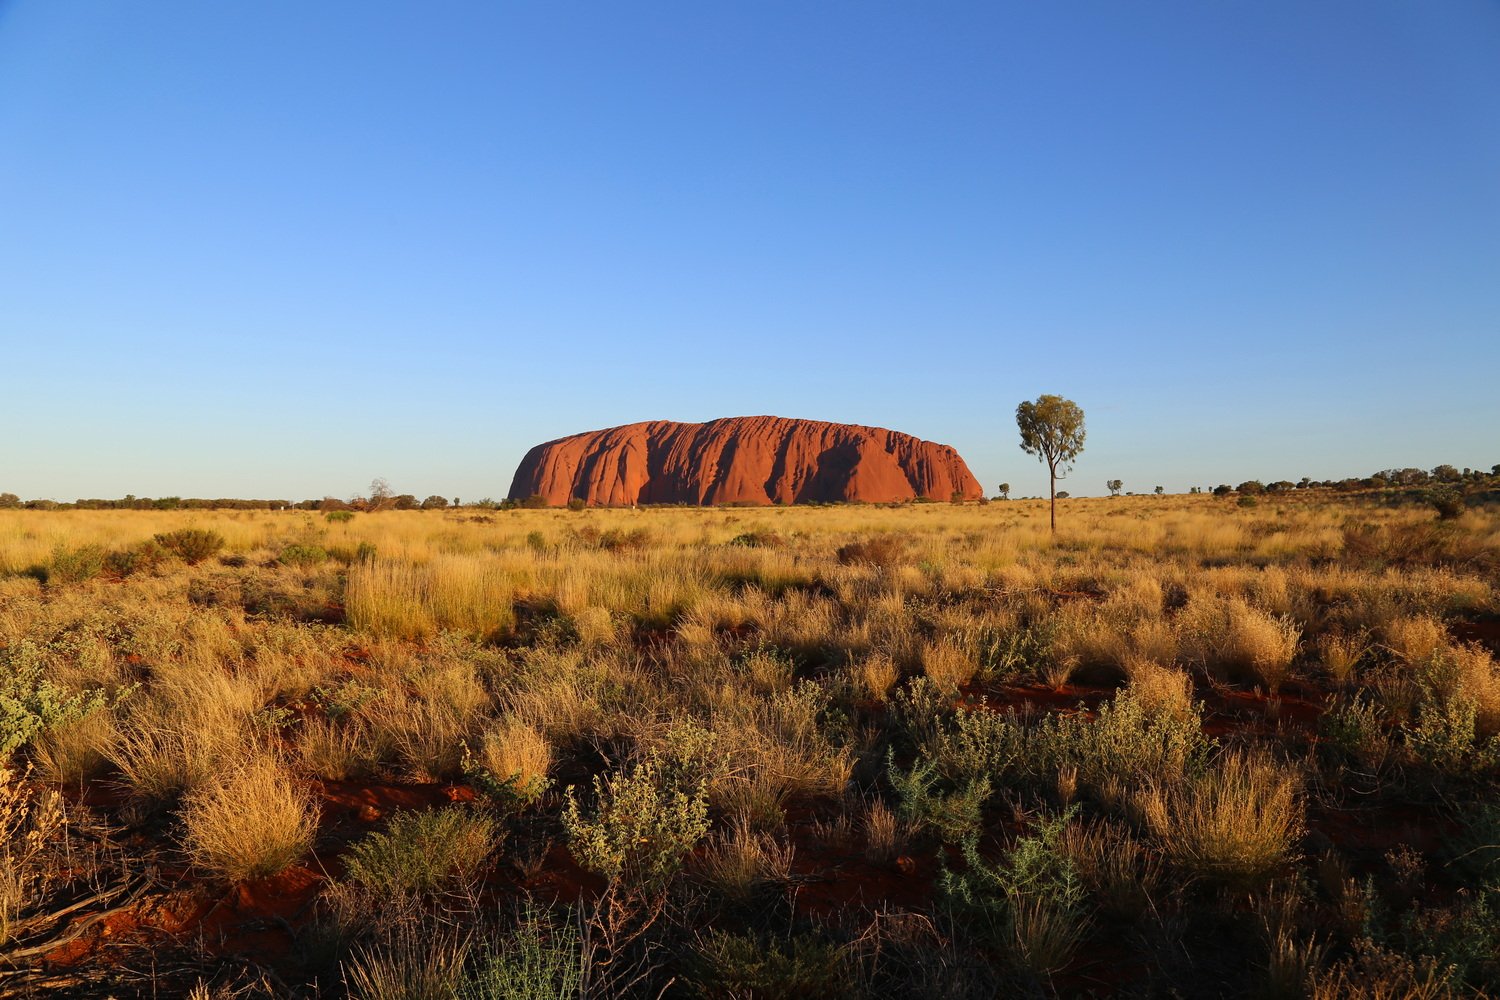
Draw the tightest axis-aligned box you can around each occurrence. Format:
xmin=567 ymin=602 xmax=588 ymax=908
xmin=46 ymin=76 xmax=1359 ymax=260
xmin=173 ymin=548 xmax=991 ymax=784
xmin=1427 ymin=487 xmax=1467 ymax=521
xmin=278 ymin=543 xmax=329 ymax=567
xmin=458 ymin=906 xmax=583 ymax=1000
xmin=105 ymin=539 xmax=169 ymax=577
xmin=325 ymin=510 xmax=355 ymax=524
xmin=153 ymin=528 xmax=225 ymax=564
xmin=47 ymin=545 xmax=106 ymax=584
xmin=344 ymin=807 xmax=498 ymax=896
xmin=887 ymin=753 xmax=989 ymax=844
xmin=687 ymin=930 xmax=846 ymax=1000
xmin=940 ymin=809 xmax=1091 ymax=978
xmin=835 ymin=536 xmax=905 ymax=568
xmin=1405 ymin=694 xmax=1499 ymax=776
xmin=563 ymin=758 xmax=710 ymax=893
xmin=0 ymin=643 xmax=112 ymax=758
xmin=729 ymin=531 xmax=784 ymax=549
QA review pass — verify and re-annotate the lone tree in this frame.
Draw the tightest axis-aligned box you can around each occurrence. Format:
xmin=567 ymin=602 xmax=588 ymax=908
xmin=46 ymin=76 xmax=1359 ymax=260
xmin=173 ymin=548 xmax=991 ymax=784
xmin=1106 ymin=479 xmax=1123 ymax=497
xmin=1016 ymin=394 xmax=1085 ymax=532
xmin=997 ymin=483 xmax=1010 ymax=501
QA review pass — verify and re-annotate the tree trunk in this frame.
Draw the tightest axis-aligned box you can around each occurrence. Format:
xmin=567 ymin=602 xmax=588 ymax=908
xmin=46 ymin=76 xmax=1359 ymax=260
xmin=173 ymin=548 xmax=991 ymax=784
xmin=1049 ymin=463 xmax=1057 ymax=533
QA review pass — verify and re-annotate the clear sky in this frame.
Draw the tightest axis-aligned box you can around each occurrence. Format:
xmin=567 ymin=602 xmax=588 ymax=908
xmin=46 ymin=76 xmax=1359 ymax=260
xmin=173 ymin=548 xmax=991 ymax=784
xmin=2 ymin=1 xmax=1497 ymax=501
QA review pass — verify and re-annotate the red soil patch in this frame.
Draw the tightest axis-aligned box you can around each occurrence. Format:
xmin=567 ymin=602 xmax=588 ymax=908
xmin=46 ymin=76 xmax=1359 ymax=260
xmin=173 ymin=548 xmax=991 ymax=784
xmin=1452 ymin=619 xmax=1500 ymax=654
xmin=313 ymin=779 xmax=475 ymax=825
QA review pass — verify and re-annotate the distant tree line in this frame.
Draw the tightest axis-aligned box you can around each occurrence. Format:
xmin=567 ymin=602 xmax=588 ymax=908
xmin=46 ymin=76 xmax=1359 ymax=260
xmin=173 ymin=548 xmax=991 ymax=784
xmin=1199 ymin=464 xmax=1499 ymax=498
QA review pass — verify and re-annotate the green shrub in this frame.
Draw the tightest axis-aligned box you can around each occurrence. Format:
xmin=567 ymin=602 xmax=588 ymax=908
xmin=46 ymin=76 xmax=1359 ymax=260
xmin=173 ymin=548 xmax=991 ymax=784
xmin=728 ymin=531 xmax=784 ymax=549
xmin=835 ymin=536 xmax=905 ymax=568
xmin=0 ymin=643 xmax=112 ymax=758
xmin=565 ymin=498 xmax=586 ymax=511
xmin=47 ymin=545 xmax=106 ymax=584
xmin=105 ymin=539 xmax=169 ymax=577
xmin=1405 ymin=694 xmax=1499 ymax=776
xmin=459 ymin=906 xmax=583 ymax=1000
xmin=887 ymin=752 xmax=990 ymax=844
xmin=279 ymin=543 xmax=329 ymax=567
xmin=1427 ymin=487 xmax=1467 ymax=521
xmin=1319 ymin=693 xmax=1392 ymax=770
xmin=687 ymin=930 xmax=846 ymax=1000
xmin=563 ymin=758 xmax=710 ymax=893
xmin=940 ymin=808 xmax=1091 ymax=977
xmin=344 ymin=807 xmax=498 ymax=896
xmin=153 ymin=528 xmax=225 ymax=564
xmin=325 ymin=510 xmax=355 ymax=524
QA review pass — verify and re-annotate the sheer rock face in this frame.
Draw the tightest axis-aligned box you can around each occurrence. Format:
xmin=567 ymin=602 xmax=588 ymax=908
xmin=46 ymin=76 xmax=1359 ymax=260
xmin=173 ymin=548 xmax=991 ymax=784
xmin=508 ymin=416 xmax=984 ymax=506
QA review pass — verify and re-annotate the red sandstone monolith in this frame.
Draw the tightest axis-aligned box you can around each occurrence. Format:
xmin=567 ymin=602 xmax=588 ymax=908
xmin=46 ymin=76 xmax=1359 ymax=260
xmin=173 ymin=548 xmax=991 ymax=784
xmin=507 ymin=416 xmax=983 ymax=506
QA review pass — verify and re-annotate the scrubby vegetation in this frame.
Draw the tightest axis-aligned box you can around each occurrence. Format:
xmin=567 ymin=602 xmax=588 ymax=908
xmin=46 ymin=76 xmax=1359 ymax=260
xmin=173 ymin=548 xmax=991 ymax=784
xmin=0 ymin=493 xmax=1498 ymax=996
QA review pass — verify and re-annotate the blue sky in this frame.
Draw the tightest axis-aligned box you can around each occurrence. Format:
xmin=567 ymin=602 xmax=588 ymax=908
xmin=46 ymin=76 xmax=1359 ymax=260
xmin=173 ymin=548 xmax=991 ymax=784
xmin=2 ymin=1 xmax=1497 ymax=501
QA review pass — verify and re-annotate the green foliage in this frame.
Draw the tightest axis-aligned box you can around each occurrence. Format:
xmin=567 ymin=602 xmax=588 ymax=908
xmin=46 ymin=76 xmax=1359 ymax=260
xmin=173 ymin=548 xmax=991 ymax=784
xmin=1402 ymin=893 xmax=1500 ymax=992
xmin=977 ymin=621 xmax=1054 ymax=682
xmin=325 ymin=510 xmax=355 ymax=523
xmin=887 ymin=752 xmax=990 ymax=844
xmin=1014 ymin=687 xmax=1211 ymax=793
xmin=1016 ymin=395 xmax=1086 ymax=472
xmin=1427 ymin=487 xmax=1466 ymax=521
xmin=1319 ymin=692 xmax=1391 ymax=769
xmin=344 ymin=807 xmax=498 ymax=896
xmin=563 ymin=757 xmax=711 ymax=892
xmin=929 ymin=707 xmax=1020 ymax=785
xmin=459 ymin=906 xmax=582 ymax=1000
xmin=104 ymin=539 xmax=169 ymax=578
xmin=688 ymin=930 xmax=846 ymax=1000
xmin=152 ymin=528 xmax=225 ymax=563
xmin=940 ymin=808 xmax=1090 ymax=976
xmin=47 ymin=545 xmax=107 ymax=584
xmin=1404 ymin=693 xmax=1499 ymax=776
xmin=0 ymin=642 xmax=113 ymax=758
xmin=461 ymin=742 xmax=550 ymax=812
xmin=728 ymin=530 xmax=784 ymax=548
xmin=565 ymin=498 xmax=586 ymax=511
xmin=278 ymin=543 xmax=329 ymax=567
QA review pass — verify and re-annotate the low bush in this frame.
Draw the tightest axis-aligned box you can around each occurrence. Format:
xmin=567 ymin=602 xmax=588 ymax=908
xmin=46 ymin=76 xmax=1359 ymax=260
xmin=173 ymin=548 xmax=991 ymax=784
xmin=835 ymin=536 xmax=905 ymax=568
xmin=458 ymin=906 xmax=583 ymax=1000
xmin=105 ymin=539 xmax=169 ymax=578
xmin=278 ymin=544 xmax=329 ymax=567
xmin=344 ymin=807 xmax=498 ymax=897
xmin=46 ymin=545 xmax=107 ymax=584
xmin=940 ymin=809 xmax=1091 ymax=978
xmin=688 ymin=930 xmax=846 ymax=1000
xmin=563 ymin=758 xmax=710 ymax=893
xmin=153 ymin=529 xmax=226 ymax=564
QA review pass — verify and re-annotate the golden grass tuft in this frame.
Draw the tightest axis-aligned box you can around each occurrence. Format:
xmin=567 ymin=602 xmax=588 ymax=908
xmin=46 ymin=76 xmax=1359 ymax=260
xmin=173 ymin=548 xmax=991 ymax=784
xmin=180 ymin=756 xmax=317 ymax=883
xmin=920 ymin=638 xmax=975 ymax=691
xmin=475 ymin=717 xmax=554 ymax=791
xmin=1136 ymin=751 xmax=1302 ymax=890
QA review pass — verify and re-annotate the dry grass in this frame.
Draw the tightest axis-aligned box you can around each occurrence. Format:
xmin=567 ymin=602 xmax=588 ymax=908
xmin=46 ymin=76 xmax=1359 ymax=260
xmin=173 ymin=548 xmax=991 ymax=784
xmin=180 ymin=755 xmax=317 ymax=882
xmin=1136 ymin=751 xmax=1303 ymax=890
xmin=696 ymin=820 xmax=796 ymax=901
xmin=473 ymin=717 xmax=554 ymax=792
xmin=2 ymin=497 xmax=1498 ymax=992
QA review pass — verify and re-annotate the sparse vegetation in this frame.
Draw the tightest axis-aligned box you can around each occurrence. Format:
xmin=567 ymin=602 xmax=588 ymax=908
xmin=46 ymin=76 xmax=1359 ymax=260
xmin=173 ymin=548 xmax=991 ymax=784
xmin=0 ymin=494 xmax=1497 ymax=994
